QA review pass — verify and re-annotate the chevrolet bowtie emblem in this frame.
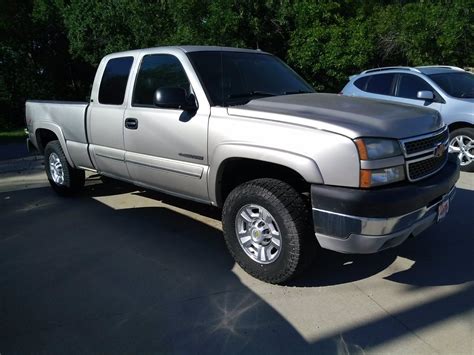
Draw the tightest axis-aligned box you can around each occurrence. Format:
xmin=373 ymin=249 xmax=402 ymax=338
xmin=434 ymin=143 xmax=445 ymax=158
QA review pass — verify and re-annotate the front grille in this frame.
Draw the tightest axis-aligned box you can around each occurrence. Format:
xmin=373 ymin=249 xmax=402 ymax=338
xmin=400 ymin=126 xmax=449 ymax=181
xmin=407 ymin=151 xmax=448 ymax=181
xmin=403 ymin=128 xmax=449 ymax=156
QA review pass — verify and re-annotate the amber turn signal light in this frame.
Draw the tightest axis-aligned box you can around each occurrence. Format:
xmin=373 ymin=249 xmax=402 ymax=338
xmin=360 ymin=169 xmax=372 ymax=188
xmin=354 ymin=139 xmax=368 ymax=160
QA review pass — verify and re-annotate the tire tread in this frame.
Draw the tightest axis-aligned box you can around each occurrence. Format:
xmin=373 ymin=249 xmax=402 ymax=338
xmin=44 ymin=140 xmax=85 ymax=195
xmin=222 ymin=178 xmax=316 ymax=284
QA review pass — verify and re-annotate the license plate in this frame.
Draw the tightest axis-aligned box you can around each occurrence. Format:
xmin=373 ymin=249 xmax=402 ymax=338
xmin=437 ymin=197 xmax=450 ymax=222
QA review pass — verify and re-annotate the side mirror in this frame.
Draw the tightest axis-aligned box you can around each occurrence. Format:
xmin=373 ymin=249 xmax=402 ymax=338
xmin=417 ymin=90 xmax=434 ymax=100
xmin=153 ymin=87 xmax=197 ymax=111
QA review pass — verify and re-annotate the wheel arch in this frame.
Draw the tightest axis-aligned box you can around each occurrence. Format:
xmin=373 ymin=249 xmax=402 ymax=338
xmin=35 ymin=123 xmax=75 ymax=167
xmin=448 ymin=121 xmax=473 ymax=133
xmin=210 ymin=144 xmax=323 ymax=207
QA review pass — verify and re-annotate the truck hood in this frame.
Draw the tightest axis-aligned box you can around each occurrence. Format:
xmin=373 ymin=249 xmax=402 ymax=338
xmin=227 ymin=93 xmax=444 ymax=139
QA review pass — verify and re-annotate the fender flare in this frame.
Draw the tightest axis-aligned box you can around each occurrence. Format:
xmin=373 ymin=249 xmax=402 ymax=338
xmin=209 ymin=143 xmax=323 ymax=204
xmin=35 ymin=122 xmax=75 ymax=167
xmin=448 ymin=121 xmax=474 ymax=132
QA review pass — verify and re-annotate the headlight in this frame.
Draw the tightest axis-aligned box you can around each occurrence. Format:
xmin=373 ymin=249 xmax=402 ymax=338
xmin=360 ymin=166 xmax=405 ymax=188
xmin=355 ymin=138 xmax=402 ymax=160
xmin=354 ymin=138 xmax=405 ymax=188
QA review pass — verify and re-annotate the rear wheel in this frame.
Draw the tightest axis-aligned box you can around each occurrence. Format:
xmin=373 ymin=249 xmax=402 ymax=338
xmin=44 ymin=140 xmax=85 ymax=195
xmin=222 ymin=178 xmax=316 ymax=284
xmin=449 ymin=128 xmax=474 ymax=172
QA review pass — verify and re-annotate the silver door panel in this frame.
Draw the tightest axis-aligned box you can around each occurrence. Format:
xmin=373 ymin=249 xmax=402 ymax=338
xmin=66 ymin=141 xmax=94 ymax=170
xmin=123 ymin=108 xmax=208 ymax=165
xmin=89 ymin=145 xmax=128 ymax=178
xmin=125 ymin=151 xmax=204 ymax=178
xmin=125 ymin=152 xmax=209 ymax=200
xmin=87 ymin=105 xmax=130 ymax=179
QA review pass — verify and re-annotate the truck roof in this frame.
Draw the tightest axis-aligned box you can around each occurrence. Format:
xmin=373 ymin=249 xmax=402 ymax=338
xmin=178 ymin=45 xmax=265 ymax=54
xmin=106 ymin=45 xmax=268 ymax=58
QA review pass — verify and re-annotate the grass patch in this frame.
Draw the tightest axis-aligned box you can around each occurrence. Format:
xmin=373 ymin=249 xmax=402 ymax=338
xmin=0 ymin=129 xmax=26 ymax=142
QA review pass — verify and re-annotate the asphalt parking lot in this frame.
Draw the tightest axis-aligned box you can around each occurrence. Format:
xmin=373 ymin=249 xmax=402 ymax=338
xmin=0 ymin=155 xmax=473 ymax=354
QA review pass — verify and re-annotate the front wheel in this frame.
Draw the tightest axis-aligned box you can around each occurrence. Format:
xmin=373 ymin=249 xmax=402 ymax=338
xmin=222 ymin=178 xmax=316 ymax=284
xmin=449 ymin=128 xmax=474 ymax=172
xmin=44 ymin=140 xmax=85 ymax=196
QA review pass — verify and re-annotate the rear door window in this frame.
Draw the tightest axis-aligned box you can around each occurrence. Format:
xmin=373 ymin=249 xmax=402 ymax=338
xmin=397 ymin=74 xmax=433 ymax=99
xmin=365 ymin=74 xmax=396 ymax=95
xmin=98 ymin=57 xmax=134 ymax=105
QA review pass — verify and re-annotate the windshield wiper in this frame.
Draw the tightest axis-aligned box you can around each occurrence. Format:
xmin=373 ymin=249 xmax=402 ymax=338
xmin=227 ymin=91 xmax=278 ymax=99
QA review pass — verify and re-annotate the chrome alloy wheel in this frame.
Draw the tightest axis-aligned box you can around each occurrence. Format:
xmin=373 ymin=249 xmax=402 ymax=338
xmin=49 ymin=152 xmax=65 ymax=185
xmin=449 ymin=135 xmax=474 ymax=166
xmin=235 ymin=204 xmax=282 ymax=264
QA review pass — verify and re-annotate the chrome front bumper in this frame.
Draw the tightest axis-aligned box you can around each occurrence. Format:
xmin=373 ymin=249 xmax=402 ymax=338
xmin=312 ymin=186 xmax=456 ymax=254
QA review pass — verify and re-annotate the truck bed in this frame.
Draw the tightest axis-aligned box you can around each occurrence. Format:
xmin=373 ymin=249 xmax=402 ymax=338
xmin=26 ymin=100 xmax=89 ymax=144
xmin=26 ymin=100 xmax=95 ymax=169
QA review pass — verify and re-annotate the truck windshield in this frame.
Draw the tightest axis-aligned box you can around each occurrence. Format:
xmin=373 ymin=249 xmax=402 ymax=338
xmin=428 ymin=72 xmax=474 ymax=99
xmin=187 ymin=51 xmax=314 ymax=106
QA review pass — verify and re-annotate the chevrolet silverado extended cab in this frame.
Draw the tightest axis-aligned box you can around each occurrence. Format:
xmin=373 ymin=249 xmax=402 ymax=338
xmin=26 ymin=46 xmax=460 ymax=283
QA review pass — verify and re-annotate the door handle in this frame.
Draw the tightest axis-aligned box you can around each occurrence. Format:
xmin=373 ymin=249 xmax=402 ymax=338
xmin=125 ymin=118 xmax=138 ymax=130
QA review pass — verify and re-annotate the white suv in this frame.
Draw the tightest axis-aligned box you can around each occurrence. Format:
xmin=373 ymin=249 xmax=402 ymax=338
xmin=342 ymin=66 xmax=474 ymax=171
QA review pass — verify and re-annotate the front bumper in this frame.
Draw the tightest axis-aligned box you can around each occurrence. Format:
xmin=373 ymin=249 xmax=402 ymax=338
xmin=311 ymin=156 xmax=460 ymax=254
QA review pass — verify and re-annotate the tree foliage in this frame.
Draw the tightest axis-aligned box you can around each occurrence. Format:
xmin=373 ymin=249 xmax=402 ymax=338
xmin=1 ymin=0 xmax=472 ymax=128
xmin=0 ymin=0 xmax=94 ymax=129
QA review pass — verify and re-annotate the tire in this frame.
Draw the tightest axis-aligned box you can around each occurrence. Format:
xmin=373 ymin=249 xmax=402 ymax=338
xmin=222 ymin=178 xmax=316 ymax=284
xmin=44 ymin=140 xmax=85 ymax=196
xmin=449 ymin=128 xmax=474 ymax=172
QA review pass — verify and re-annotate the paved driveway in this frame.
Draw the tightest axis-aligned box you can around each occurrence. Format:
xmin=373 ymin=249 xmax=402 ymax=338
xmin=0 ymin=160 xmax=472 ymax=354
xmin=0 ymin=140 xmax=30 ymax=161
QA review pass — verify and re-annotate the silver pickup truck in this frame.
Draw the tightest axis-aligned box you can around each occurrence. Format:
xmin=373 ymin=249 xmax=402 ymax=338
xmin=26 ymin=46 xmax=460 ymax=283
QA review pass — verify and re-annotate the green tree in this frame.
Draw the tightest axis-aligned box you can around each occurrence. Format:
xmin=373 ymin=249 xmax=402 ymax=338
xmin=62 ymin=0 xmax=294 ymax=62
xmin=63 ymin=0 xmax=174 ymax=65
xmin=1 ymin=0 xmax=473 ymax=130
xmin=0 ymin=0 xmax=93 ymax=129
xmin=375 ymin=1 xmax=474 ymax=66
xmin=286 ymin=1 xmax=377 ymax=91
xmin=286 ymin=0 xmax=473 ymax=92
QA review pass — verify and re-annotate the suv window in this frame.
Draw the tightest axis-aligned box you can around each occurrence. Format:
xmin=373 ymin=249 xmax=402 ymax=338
xmin=429 ymin=72 xmax=474 ymax=98
xmin=397 ymin=74 xmax=433 ymax=99
xmin=133 ymin=54 xmax=190 ymax=107
xmin=98 ymin=57 xmax=134 ymax=105
xmin=365 ymin=74 xmax=396 ymax=95
xmin=354 ymin=76 xmax=369 ymax=90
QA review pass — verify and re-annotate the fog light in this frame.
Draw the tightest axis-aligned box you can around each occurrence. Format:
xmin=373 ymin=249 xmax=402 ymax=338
xmin=360 ymin=165 xmax=405 ymax=188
